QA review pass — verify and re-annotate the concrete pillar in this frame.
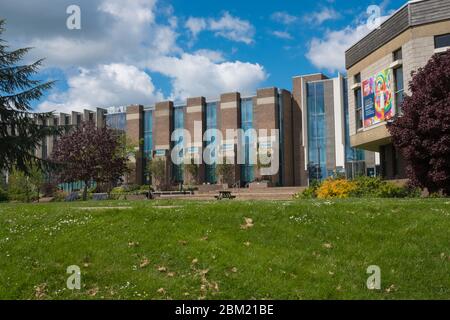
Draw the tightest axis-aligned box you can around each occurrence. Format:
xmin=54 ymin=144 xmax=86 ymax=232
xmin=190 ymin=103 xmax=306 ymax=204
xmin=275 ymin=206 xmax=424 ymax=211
xmin=153 ymin=101 xmax=174 ymax=187
xmin=219 ymin=92 xmax=241 ymax=185
xmin=126 ymin=105 xmax=144 ymax=185
xmin=185 ymin=97 xmax=206 ymax=184
xmin=254 ymin=87 xmax=279 ymax=185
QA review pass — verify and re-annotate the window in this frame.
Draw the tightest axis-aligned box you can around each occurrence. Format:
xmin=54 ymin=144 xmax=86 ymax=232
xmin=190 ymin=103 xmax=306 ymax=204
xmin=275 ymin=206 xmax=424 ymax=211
xmin=354 ymin=73 xmax=361 ymax=84
xmin=172 ymin=106 xmax=184 ymax=183
xmin=307 ymin=82 xmax=327 ymax=183
xmin=435 ymin=33 xmax=450 ymax=49
xmin=355 ymin=88 xmax=363 ymax=130
xmin=143 ymin=110 xmax=153 ymax=157
xmin=394 ymin=66 xmax=404 ymax=113
xmin=393 ymin=48 xmax=402 ymax=61
xmin=105 ymin=112 xmax=126 ymax=131
xmin=205 ymin=102 xmax=218 ymax=184
xmin=240 ymin=98 xmax=254 ymax=184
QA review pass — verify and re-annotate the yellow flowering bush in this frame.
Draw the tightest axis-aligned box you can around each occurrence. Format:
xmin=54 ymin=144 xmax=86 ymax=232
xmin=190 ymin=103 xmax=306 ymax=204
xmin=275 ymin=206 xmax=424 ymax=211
xmin=316 ymin=178 xmax=357 ymax=199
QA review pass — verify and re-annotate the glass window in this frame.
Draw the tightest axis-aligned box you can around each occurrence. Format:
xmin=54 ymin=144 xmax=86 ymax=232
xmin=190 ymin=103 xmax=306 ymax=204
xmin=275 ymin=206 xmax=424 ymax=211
xmin=144 ymin=111 xmax=153 ymax=157
xmin=393 ymin=48 xmax=402 ymax=61
xmin=240 ymin=98 xmax=254 ymax=184
xmin=354 ymin=73 xmax=361 ymax=84
xmin=106 ymin=112 xmax=127 ymax=131
xmin=307 ymin=82 xmax=327 ymax=183
xmin=172 ymin=106 xmax=184 ymax=183
xmin=205 ymin=102 xmax=218 ymax=183
xmin=435 ymin=33 xmax=450 ymax=49
xmin=394 ymin=66 xmax=404 ymax=113
xmin=355 ymin=88 xmax=363 ymax=130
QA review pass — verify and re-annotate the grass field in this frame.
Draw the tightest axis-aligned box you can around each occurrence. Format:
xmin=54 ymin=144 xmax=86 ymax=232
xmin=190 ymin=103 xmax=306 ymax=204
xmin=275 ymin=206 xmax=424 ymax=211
xmin=0 ymin=199 xmax=449 ymax=300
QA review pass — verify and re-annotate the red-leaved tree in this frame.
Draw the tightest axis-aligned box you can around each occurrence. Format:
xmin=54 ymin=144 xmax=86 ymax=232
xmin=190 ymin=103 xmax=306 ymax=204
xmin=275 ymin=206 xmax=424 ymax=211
xmin=51 ymin=122 xmax=128 ymax=200
xmin=388 ymin=50 xmax=450 ymax=195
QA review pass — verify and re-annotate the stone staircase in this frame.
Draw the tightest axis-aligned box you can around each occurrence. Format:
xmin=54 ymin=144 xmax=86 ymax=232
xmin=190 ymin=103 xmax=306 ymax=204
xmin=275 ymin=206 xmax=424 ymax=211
xmin=158 ymin=186 xmax=306 ymax=201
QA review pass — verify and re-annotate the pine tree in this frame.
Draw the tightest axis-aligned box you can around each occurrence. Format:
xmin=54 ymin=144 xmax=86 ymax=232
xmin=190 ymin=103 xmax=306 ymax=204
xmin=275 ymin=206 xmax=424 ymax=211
xmin=0 ymin=19 xmax=62 ymax=172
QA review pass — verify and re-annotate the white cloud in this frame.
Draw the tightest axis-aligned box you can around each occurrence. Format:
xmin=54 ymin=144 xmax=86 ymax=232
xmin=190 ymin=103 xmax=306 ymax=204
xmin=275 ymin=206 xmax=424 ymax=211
xmin=185 ymin=12 xmax=255 ymax=44
xmin=147 ymin=53 xmax=266 ymax=100
xmin=270 ymin=31 xmax=293 ymax=40
xmin=193 ymin=49 xmax=225 ymax=63
xmin=304 ymin=7 xmax=341 ymax=25
xmin=4 ymin=0 xmax=267 ymax=111
xmin=306 ymin=15 xmax=390 ymax=73
xmin=271 ymin=12 xmax=298 ymax=25
xmin=98 ymin=0 xmax=156 ymax=25
xmin=185 ymin=17 xmax=207 ymax=38
xmin=209 ymin=12 xmax=255 ymax=44
xmin=37 ymin=64 xmax=163 ymax=113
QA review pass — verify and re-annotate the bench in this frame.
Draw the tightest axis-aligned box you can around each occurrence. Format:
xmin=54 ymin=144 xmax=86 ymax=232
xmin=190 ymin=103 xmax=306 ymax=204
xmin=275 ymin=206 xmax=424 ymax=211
xmin=215 ymin=191 xmax=236 ymax=200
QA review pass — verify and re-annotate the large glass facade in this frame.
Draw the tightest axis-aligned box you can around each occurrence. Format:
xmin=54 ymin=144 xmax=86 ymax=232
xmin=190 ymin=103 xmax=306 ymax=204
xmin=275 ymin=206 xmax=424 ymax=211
xmin=205 ymin=102 xmax=218 ymax=184
xmin=143 ymin=110 xmax=153 ymax=184
xmin=343 ymin=78 xmax=366 ymax=178
xmin=307 ymin=82 xmax=327 ymax=182
xmin=240 ymin=98 xmax=254 ymax=184
xmin=172 ymin=106 xmax=184 ymax=183
xmin=144 ymin=110 xmax=153 ymax=157
xmin=106 ymin=112 xmax=127 ymax=131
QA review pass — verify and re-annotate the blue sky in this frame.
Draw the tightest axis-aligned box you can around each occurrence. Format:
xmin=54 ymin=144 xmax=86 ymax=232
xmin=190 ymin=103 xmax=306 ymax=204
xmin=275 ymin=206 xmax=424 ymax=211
xmin=1 ymin=0 xmax=405 ymax=112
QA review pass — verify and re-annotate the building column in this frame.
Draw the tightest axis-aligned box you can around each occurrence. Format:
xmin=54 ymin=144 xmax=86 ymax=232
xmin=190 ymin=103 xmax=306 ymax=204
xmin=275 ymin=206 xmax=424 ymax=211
xmin=254 ymin=87 xmax=279 ymax=185
xmin=279 ymin=89 xmax=294 ymax=186
xmin=153 ymin=101 xmax=174 ymax=187
xmin=126 ymin=105 xmax=144 ymax=185
xmin=185 ymin=97 xmax=206 ymax=184
xmin=219 ymin=92 xmax=241 ymax=185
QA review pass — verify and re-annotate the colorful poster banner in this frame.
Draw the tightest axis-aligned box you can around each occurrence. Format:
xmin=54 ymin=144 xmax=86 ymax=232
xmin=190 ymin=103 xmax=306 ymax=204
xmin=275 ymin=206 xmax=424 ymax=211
xmin=362 ymin=78 xmax=375 ymax=127
xmin=362 ymin=68 xmax=395 ymax=127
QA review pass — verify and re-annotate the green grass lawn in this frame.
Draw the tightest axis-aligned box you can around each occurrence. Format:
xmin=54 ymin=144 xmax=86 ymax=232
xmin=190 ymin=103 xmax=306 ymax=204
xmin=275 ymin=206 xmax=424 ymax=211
xmin=0 ymin=198 xmax=449 ymax=300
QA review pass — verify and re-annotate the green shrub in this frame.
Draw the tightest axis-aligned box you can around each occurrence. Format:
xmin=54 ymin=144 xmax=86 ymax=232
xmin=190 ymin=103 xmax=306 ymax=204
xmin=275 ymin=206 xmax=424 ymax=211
xmin=111 ymin=186 xmax=126 ymax=194
xmin=125 ymin=184 xmax=140 ymax=192
xmin=139 ymin=185 xmax=154 ymax=192
xmin=0 ymin=187 xmax=9 ymax=202
xmin=294 ymin=181 xmax=320 ymax=199
xmin=52 ymin=190 xmax=68 ymax=202
xmin=351 ymin=176 xmax=384 ymax=197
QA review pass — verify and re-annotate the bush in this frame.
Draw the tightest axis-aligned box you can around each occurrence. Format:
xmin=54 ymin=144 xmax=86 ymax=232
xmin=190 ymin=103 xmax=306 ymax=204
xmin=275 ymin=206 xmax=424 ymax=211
xmin=41 ymin=182 xmax=58 ymax=197
xmin=125 ymin=184 xmax=140 ymax=192
xmin=139 ymin=185 xmax=154 ymax=192
xmin=292 ymin=176 xmax=422 ymax=200
xmin=111 ymin=186 xmax=126 ymax=194
xmin=316 ymin=178 xmax=357 ymax=199
xmin=351 ymin=176 xmax=384 ymax=197
xmin=294 ymin=181 xmax=320 ymax=199
xmin=0 ymin=187 xmax=9 ymax=202
xmin=376 ymin=182 xmax=421 ymax=198
xmin=52 ymin=190 xmax=68 ymax=202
